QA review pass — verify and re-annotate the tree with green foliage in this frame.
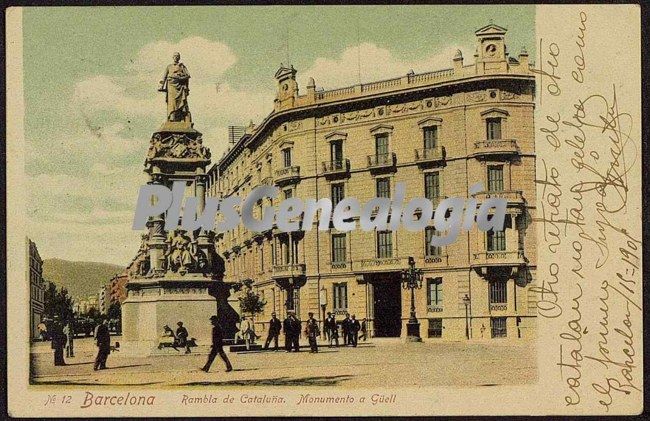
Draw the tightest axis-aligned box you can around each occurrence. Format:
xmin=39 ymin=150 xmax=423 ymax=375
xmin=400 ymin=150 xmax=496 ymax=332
xmin=43 ymin=282 xmax=74 ymax=322
xmin=107 ymin=302 xmax=122 ymax=333
xmin=238 ymin=280 xmax=266 ymax=322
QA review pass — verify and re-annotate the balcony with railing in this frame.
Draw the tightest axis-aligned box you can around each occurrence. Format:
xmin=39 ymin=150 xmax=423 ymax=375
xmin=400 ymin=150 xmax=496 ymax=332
xmin=322 ymin=159 xmax=350 ymax=177
xmin=471 ymin=250 xmax=525 ymax=268
xmin=356 ymin=256 xmax=407 ymax=273
xmin=330 ymin=260 xmax=351 ymax=271
xmin=367 ymin=152 xmax=396 ymax=170
xmin=423 ymin=254 xmax=449 ymax=267
xmin=274 ymin=166 xmax=301 ymax=185
xmin=472 ymin=139 xmax=519 ymax=157
xmin=414 ymin=146 xmax=445 ymax=165
xmin=427 ymin=304 xmax=444 ymax=313
xmin=271 ymin=263 xmax=306 ymax=279
xmin=259 ymin=175 xmax=273 ymax=186
xmin=489 ymin=302 xmax=509 ymax=312
xmin=472 ymin=190 xmax=525 ymax=207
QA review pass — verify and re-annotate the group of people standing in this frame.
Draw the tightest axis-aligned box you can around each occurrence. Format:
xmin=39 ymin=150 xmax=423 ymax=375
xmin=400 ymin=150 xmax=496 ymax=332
xmin=261 ymin=311 xmax=367 ymax=353
xmin=48 ymin=318 xmax=75 ymax=366
xmin=47 ymin=318 xmax=111 ymax=370
xmin=323 ymin=313 xmax=367 ymax=347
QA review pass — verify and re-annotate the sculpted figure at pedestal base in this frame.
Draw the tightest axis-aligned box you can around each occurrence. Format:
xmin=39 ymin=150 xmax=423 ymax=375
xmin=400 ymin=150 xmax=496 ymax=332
xmin=165 ymin=229 xmax=197 ymax=274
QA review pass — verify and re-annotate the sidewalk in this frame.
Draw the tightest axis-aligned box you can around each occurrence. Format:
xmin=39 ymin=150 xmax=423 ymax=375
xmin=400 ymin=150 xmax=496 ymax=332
xmin=31 ymin=336 xmax=536 ymax=387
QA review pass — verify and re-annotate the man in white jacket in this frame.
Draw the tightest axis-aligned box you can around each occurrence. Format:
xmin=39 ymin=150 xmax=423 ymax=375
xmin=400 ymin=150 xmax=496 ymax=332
xmin=234 ymin=316 xmax=254 ymax=350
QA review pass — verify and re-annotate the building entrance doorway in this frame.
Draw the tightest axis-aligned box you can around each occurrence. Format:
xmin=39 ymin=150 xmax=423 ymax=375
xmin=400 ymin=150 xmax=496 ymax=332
xmin=372 ymin=277 xmax=402 ymax=337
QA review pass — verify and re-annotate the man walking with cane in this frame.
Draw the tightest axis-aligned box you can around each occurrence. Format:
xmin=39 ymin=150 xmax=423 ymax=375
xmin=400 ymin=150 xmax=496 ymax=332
xmin=201 ymin=315 xmax=233 ymax=373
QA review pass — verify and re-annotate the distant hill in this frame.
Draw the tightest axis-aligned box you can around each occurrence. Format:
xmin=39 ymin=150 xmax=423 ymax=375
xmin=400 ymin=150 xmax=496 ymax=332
xmin=43 ymin=258 xmax=124 ymax=299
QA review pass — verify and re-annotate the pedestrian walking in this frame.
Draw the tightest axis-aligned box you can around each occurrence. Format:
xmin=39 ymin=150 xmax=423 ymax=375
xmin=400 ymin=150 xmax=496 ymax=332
xmin=63 ymin=320 xmax=75 ymax=358
xmin=51 ymin=320 xmax=66 ymax=366
xmin=93 ymin=319 xmax=111 ymax=370
xmin=264 ymin=313 xmax=282 ymax=351
xmin=349 ymin=314 xmax=361 ymax=347
xmin=201 ymin=315 xmax=233 ymax=373
xmin=306 ymin=313 xmax=320 ymax=353
xmin=341 ymin=313 xmax=351 ymax=346
xmin=359 ymin=318 xmax=368 ymax=342
xmin=175 ymin=321 xmax=191 ymax=354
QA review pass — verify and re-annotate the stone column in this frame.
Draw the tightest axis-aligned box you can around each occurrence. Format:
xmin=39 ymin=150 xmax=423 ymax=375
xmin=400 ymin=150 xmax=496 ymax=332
xmin=196 ymin=173 xmax=207 ymax=214
xmin=288 ymin=234 xmax=294 ymax=265
xmin=196 ymin=173 xmax=213 ymax=269
xmin=147 ymin=172 xmax=167 ymax=275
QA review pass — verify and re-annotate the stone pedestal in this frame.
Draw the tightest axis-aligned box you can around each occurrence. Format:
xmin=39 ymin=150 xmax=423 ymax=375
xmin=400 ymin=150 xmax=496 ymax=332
xmin=121 ymin=277 xmax=241 ymax=356
xmin=405 ymin=321 xmax=423 ymax=343
xmin=121 ymin=279 xmax=215 ymax=356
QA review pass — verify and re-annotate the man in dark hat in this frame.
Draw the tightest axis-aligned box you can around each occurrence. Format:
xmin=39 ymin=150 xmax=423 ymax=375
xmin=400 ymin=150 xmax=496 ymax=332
xmin=93 ymin=319 xmax=111 ymax=370
xmin=349 ymin=314 xmax=361 ymax=347
xmin=283 ymin=311 xmax=301 ymax=352
xmin=341 ymin=313 xmax=351 ymax=346
xmin=305 ymin=312 xmax=320 ymax=353
xmin=201 ymin=315 xmax=233 ymax=373
xmin=51 ymin=318 xmax=66 ymax=366
xmin=324 ymin=312 xmax=335 ymax=342
xmin=264 ymin=312 xmax=282 ymax=351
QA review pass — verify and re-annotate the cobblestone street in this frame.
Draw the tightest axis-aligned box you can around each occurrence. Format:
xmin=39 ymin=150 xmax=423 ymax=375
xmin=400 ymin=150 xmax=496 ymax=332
xmin=31 ymin=336 xmax=536 ymax=387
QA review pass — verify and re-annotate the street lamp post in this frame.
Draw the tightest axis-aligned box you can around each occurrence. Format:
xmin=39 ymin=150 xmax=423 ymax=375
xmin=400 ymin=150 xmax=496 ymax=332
xmin=463 ymin=294 xmax=471 ymax=340
xmin=319 ymin=286 xmax=327 ymax=340
xmin=401 ymin=256 xmax=423 ymax=342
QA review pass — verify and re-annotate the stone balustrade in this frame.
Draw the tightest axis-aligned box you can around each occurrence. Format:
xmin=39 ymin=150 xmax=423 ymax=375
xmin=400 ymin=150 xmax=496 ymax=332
xmin=414 ymin=146 xmax=446 ymax=164
xmin=272 ymin=263 xmax=306 ymax=279
xmin=273 ymin=166 xmax=301 ymax=185
xmin=367 ymin=152 xmax=396 ymax=169
xmin=473 ymin=139 xmax=519 ymax=156
xmin=322 ymin=159 xmax=350 ymax=175
xmin=471 ymin=250 xmax=525 ymax=267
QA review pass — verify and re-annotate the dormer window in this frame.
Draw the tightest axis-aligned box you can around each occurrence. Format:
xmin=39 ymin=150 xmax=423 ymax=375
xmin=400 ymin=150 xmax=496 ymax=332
xmin=486 ymin=118 xmax=502 ymax=140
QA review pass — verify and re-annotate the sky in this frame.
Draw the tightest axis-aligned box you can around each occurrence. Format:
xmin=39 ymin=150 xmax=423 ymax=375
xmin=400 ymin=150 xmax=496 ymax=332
xmin=23 ymin=6 xmax=535 ymax=266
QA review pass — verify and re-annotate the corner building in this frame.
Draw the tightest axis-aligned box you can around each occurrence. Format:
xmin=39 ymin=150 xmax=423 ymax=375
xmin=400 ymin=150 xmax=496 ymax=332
xmin=27 ymin=238 xmax=46 ymax=339
xmin=206 ymin=24 xmax=537 ymax=341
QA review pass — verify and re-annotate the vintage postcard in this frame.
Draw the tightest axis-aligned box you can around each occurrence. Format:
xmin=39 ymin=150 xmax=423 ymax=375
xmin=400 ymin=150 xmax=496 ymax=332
xmin=5 ymin=4 xmax=643 ymax=417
